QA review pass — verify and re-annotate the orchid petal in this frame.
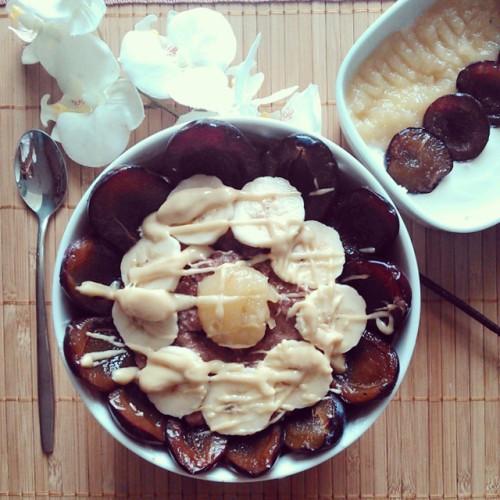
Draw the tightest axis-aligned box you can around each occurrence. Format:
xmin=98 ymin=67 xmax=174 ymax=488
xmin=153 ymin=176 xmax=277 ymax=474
xmin=278 ymin=84 xmax=322 ymax=134
xmin=168 ymin=67 xmax=232 ymax=113
xmin=52 ymin=34 xmax=119 ymax=98
xmin=253 ymin=85 xmax=298 ymax=106
xmin=120 ymin=24 xmax=177 ymax=100
xmin=21 ymin=26 xmax=64 ymax=76
xmin=166 ymin=8 xmax=236 ymax=69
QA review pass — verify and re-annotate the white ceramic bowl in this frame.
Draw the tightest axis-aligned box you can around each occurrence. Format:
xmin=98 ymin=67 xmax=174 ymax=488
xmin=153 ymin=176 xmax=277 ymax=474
xmin=52 ymin=117 xmax=420 ymax=482
xmin=336 ymin=0 xmax=500 ymax=233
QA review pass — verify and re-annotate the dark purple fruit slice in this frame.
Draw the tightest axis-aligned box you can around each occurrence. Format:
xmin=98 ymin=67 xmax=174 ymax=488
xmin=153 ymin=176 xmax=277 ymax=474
xmin=385 ymin=127 xmax=453 ymax=193
xmin=108 ymin=384 xmax=167 ymax=442
xmin=339 ymin=259 xmax=412 ymax=336
xmin=225 ymin=423 xmax=283 ymax=477
xmin=327 ymin=187 xmax=399 ymax=259
xmin=332 ymin=331 xmax=399 ymax=405
xmin=456 ymin=60 xmax=500 ymax=126
xmin=60 ymin=235 xmax=121 ymax=316
xmin=88 ymin=165 xmax=172 ymax=252
xmin=64 ymin=317 xmax=135 ymax=392
xmin=165 ymin=418 xmax=228 ymax=474
xmin=283 ymin=393 xmax=345 ymax=453
xmin=160 ymin=119 xmax=262 ymax=189
xmin=265 ymin=133 xmax=340 ymax=221
xmin=423 ymin=93 xmax=490 ymax=160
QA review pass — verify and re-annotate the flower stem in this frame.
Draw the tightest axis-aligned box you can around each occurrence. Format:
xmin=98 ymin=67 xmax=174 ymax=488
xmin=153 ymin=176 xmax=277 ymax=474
xmin=139 ymin=90 xmax=180 ymax=118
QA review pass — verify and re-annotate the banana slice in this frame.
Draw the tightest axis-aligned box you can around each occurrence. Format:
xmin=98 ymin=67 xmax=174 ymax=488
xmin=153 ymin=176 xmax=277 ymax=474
xmin=158 ymin=174 xmax=235 ymax=245
xmin=201 ymin=364 xmax=277 ymax=436
xmin=112 ymin=301 xmax=179 ymax=351
xmin=232 ymin=176 xmax=305 ymax=249
xmin=138 ymin=346 xmax=209 ymax=418
xmin=197 ymin=263 xmax=278 ymax=348
xmin=291 ymin=283 xmax=367 ymax=362
xmin=271 ymin=220 xmax=345 ymax=289
xmin=121 ymin=235 xmax=181 ymax=290
xmin=260 ymin=340 xmax=332 ymax=411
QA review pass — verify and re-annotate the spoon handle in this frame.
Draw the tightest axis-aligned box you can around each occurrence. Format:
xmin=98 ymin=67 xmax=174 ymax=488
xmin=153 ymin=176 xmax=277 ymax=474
xmin=36 ymin=216 xmax=55 ymax=454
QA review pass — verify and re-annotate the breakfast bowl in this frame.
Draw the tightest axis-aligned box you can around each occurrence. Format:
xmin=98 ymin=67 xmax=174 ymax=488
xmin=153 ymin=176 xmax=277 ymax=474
xmin=52 ymin=116 xmax=420 ymax=482
xmin=336 ymin=0 xmax=500 ymax=233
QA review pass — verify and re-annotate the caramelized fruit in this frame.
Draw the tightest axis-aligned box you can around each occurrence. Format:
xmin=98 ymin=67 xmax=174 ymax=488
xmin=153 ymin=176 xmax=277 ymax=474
xmin=159 ymin=120 xmax=262 ymax=188
xmin=385 ymin=127 xmax=453 ymax=193
xmin=165 ymin=419 xmax=228 ymax=474
xmin=88 ymin=165 xmax=172 ymax=252
xmin=283 ymin=393 xmax=345 ymax=453
xmin=60 ymin=235 xmax=121 ymax=316
xmin=64 ymin=317 xmax=136 ymax=392
xmin=328 ymin=187 xmax=399 ymax=259
xmin=109 ymin=384 xmax=167 ymax=442
xmin=265 ymin=133 xmax=340 ymax=220
xmin=423 ymin=93 xmax=490 ymax=161
xmin=340 ymin=259 xmax=411 ymax=335
xmin=456 ymin=61 xmax=500 ymax=126
xmin=225 ymin=423 xmax=284 ymax=477
xmin=332 ymin=331 xmax=399 ymax=405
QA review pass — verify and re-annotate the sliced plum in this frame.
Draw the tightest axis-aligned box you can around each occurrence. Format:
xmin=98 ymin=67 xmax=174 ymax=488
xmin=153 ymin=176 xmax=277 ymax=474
xmin=423 ymin=93 xmax=490 ymax=161
xmin=109 ymin=383 xmax=167 ymax=442
xmin=60 ymin=235 xmax=121 ymax=316
xmin=456 ymin=60 xmax=500 ymax=126
xmin=160 ymin=120 xmax=262 ymax=189
xmin=225 ymin=423 xmax=283 ymax=477
xmin=264 ymin=133 xmax=340 ymax=221
xmin=165 ymin=418 xmax=228 ymax=474
xmin=283 ymin=393 xmax=345 ymax=453
xmin=64 ymin=317 xmax=136 ymax=392
xmin=332 ymin=331 xmax=399 ymax=405
xmin=327 ymin=187 xmax=399 ymax=259
xmin=385 ymin=127 xmax=453 ymax=193
xmin=339 ymin=259 xmax=412 ymax=337
xmin=88 ymin=165 xmax=172 ymax=252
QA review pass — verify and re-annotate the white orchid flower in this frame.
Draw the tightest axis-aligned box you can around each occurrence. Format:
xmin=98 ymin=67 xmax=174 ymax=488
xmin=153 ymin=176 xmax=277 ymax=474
xmin=272 ymin=84 xmax=323 ymax=135
xmin=41 ymin=34 xmax=144 ymax=168
xmin=120 ymin=8 xmax=236 ymax=109
xmin=223 ymin=34 xmax=298 ymax=117
xmin=7 ymin=0 xmax=106 ymax=76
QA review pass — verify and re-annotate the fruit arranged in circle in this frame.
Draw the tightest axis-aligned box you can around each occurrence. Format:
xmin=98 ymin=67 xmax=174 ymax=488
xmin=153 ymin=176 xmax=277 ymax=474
xmin=423 ymin=93 xmax=490 ymax=161
xmin=60 ymin=119 xmax=412 ymax=477
xmin=386 ymin=127 xmax=453 ymax=193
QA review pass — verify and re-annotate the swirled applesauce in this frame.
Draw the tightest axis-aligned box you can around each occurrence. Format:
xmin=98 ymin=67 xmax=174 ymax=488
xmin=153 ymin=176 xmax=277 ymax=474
xmin=347 ymin=0 xmax=500 ymax=148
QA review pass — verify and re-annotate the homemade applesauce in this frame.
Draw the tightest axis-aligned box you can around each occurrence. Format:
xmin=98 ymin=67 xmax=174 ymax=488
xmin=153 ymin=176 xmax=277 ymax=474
xmin=347 ymin=0 xmax=500 ymax=148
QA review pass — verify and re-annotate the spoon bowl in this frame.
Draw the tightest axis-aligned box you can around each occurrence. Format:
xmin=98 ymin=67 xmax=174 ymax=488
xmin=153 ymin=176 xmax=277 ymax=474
xmin=15 ymin=129 xmax=68 ymax=454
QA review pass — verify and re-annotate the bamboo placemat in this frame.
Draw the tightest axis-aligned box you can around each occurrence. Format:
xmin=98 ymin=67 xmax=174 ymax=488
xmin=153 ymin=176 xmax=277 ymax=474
xmin=1 ymin=1 xmax=499 ymax=499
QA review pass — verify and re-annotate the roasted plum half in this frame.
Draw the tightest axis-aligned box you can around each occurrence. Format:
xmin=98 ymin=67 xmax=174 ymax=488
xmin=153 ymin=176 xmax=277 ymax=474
xmin=60 ymin=235 xmax=121 ymax=316
xmin=165 ymin=419 xmax=228 ymax=475
xmin=332 ymin=331 xmax=399 ymax=405
xmin=283 ymin=393 xmax=345 ymax=453
xmin=159 ymin=119 xmax=262 ymax=188
xmin=64 ymin=317 xmax=136 ymax=392
xmin=423 ymin=93 xmax=490 ymax=161
xmin=265 ymin=133 xmax=340 ymax=221
xmin=88 ymin=165 xmax=172 ymax=252
xmin=327 ymin=187 xmax=399 ymax=259
xmin=456 ymin=60 xmax=500 ymax=126
xmin=225 ymin=423 xmax=284 ymax=477
xmin=339 ymin=259 xmax=411 ymax=337
xmin=109 ymin=384 xmax=168 ymax=443
xmin=386 ymin=127 xmax=453 ymax=194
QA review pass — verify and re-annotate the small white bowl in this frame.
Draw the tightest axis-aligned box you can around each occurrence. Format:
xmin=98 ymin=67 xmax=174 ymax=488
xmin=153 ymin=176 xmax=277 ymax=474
xmin=336 ymin=0 xmax=500 ymax=233
xmin=52 ymin=117 xmax=420 ymax=482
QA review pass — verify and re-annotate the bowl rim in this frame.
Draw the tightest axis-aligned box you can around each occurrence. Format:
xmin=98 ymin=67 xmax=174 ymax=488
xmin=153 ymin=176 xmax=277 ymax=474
xmin=335 ymin=0 xmax=500 ymax=233
xmin=52 ymin=116 xmax=421 ymax=482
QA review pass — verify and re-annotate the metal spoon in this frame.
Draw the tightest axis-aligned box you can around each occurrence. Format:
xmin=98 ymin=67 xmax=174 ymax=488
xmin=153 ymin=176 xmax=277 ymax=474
xmin=14 ymin=129 xmax=68 ymax=454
